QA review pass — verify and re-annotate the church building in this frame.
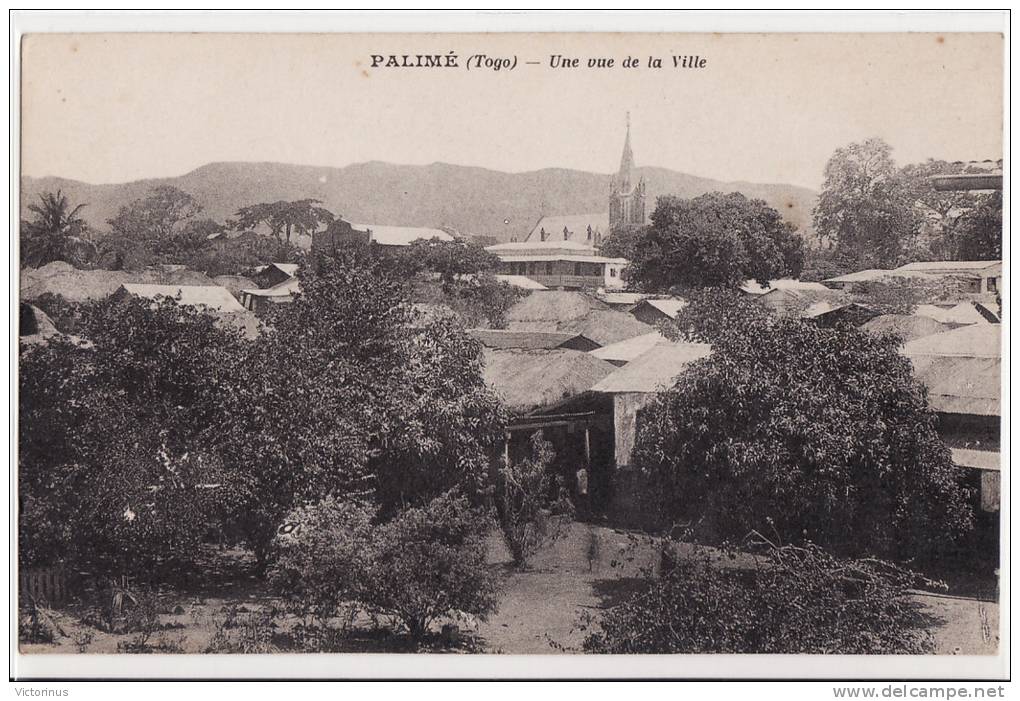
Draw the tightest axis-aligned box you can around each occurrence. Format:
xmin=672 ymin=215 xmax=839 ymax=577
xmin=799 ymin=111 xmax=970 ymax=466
xmin=524 ymin=114 xmax=647 ymax=244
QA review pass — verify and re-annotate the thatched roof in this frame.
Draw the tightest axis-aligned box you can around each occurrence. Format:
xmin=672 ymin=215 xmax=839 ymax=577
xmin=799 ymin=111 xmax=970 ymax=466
xmin=21 ymin=266 xmax=217 ymax=304
xmin=506 ymin=290 xmax=609 ymax=323
xmin=118 ymin=283 xmax=247 ymax=313
xmin=592 ymin=343 xmax=711 ymax=394
xmin=482 ymin=348 xmax=617 ymax=414
xmin=862 ymin=314 xmax=949 ymax=342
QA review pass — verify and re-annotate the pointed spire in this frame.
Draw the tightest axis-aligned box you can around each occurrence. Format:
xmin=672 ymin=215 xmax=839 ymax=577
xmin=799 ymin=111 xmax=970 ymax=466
xmin=617 ymin=112 xmax=634 ymax=190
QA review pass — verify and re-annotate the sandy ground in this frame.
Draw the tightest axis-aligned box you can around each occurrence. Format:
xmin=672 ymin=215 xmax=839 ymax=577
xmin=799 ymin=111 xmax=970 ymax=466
xmin=20 ymin=523 xmax=999 ymax=656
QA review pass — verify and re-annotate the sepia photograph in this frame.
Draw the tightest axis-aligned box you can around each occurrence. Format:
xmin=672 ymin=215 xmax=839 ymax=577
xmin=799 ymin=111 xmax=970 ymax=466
xmin=10 ymin=11 xmax=1009 ymax=683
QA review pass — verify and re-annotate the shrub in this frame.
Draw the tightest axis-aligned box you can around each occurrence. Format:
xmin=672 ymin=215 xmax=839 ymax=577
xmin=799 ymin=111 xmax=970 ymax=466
xmin=270 ymin=496 xmax=375 ymax=628
xmin=495 ymin=431 xmax=571 ymax=566
xmin=581 ymin=540 xmax=939 ymax=654
xmin=361 ymin=492 xmax=499 ymax=642
xmin=270 ymin=491 xmax=498 ymax=645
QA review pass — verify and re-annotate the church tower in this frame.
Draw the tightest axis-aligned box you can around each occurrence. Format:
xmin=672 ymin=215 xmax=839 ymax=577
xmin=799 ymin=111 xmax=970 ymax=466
xmin=609 ymin=112 xmax=647 ymax=230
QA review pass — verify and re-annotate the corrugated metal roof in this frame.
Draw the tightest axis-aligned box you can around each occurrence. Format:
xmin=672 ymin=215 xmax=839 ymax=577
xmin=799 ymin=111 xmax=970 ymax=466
xmin=901 ymin=324 xmax=1001 ymax=358
xmin=599 ymin=292 xmax=649 ymax=306
xmin=590 ymin=331 xmax=668 ymax=363
xmin=915 ymin=303 xmax=996 ymax=326
xmin=642 ymin=299 xmax=687 ymax=318
xmin=525 ymin=213 xmax=610 ymax=243
xmin=907 ymin=355 xmax=1001 ymax=416
xmin=352 ymin=224 xmax=454 ymax=247
xmin=741 ymin=279 xmax=832 ymax=294
xmin=119 ymin=283 xmax=247 ymax=313
xmin=951 ymin=448 xmax=1000 ymax=471
xmin=483 ymin=348 xmax=616 ymax=413
xmin=592 ymin=343 xmax=711 ymax=394
xmin=469 ymin=329 xmax=590 ymax=350
xmin=494 ymin=254 xmax=629 ymax=264
xmin=822 ymin=269 xmax=893 ymax=284
xmin=895 ymin=260 xmax=1002 ymax=274
xmin=241 ymin=276 xmax=301 ymax=298
xmin=488 ymin=240 xmax=598 ymax=254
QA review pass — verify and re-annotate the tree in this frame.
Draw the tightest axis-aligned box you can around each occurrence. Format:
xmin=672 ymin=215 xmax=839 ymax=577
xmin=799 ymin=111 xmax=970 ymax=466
xmin=897 ymin=159 xmax=979 ymax=260
xmin=18 ymin=294 xmax=246 ymax=575
xmin=599 ymin=224 xmax=646 ymax=261
xmin=234 ymin=200 xmax=334 ymax=244
xmin=661 ymin=287 xmax=775 ymax=344
xmin=635 ymin=297 xmax=972 ymax=560
xmin=580 ymin=540 xmax=937 ymax=654
xmin=625 ymin=192 xmax=804 ymax=291
xmin=20 ymin=190 xmax=96 ymax=268
xmin=397 ymin=238 xmax=500 ymax=287
xmin=215 ymin=255 xmax=505 ymax=566
xmin=108 ymin=185 xmax=203 ymax=243
xmin=495 ymin=431 xmax=571 ymax=567
xmin=813 ymin=138 xmax=916 ymax=269
xmin=953 ymin=191 xmax=1002 ymax=261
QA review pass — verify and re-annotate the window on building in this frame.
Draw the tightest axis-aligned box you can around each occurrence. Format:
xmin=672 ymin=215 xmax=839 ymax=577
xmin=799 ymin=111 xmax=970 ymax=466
xmin=988 ymin=277 xmax=998 ymax=292
xmin=610 ymin=267 xmax=617 ymax=278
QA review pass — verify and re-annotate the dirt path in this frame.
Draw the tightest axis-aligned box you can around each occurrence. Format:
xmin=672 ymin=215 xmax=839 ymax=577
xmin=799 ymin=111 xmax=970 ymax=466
xmin=477 ymin=522 xmax=661 ymax=653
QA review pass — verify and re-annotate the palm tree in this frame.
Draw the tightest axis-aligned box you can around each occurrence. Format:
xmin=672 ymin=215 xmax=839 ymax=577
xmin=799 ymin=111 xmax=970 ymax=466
xmin=21 ymin=190 xmax=96 ymax=268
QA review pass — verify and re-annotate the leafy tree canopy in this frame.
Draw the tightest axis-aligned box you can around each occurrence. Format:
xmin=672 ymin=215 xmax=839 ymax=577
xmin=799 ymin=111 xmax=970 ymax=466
xmin=639 ymin=296 xmax=972 ymax=560
xmin=625 ymin=192 xmax=804 ymax=292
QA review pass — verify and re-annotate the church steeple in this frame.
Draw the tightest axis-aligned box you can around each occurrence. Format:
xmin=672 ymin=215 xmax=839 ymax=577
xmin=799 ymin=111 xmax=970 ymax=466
xmin=617 ymin=111 xmax=635 ymax=190
xmin=609 ymin=112 xmax=646 ymax=231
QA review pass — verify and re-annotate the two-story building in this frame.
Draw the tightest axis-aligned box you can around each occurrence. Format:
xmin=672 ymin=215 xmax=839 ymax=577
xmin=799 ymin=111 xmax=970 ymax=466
xmin=485 ymin=240 xmax=628 ymax=290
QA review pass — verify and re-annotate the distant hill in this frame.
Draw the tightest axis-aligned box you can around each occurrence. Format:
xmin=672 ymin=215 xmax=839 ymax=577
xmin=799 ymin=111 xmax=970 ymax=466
xmin=21 ymin=161 xmax=818 ymax=243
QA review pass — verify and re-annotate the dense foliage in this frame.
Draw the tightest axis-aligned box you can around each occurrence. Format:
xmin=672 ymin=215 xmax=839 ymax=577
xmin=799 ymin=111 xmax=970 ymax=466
xmin=396 ymin=238 xmax=500 ymax=286
xmin=272 ymin=491 xmax=498 ymax=642
xmin=19 ymin=253 xmax=507 ymax=576
xmin=19 ymin=295 xmax=246 ymax=573
xmin=623 ymin=192 xmax=804 ymax=291
xmin=20 ymin=191 xmax=95 ymax=269
xmin=849 ymin=276 xmax=969 ymax=315
xmin=642 ymin=297 xmax=972 ymax=559
xmin=581 ymin=541 xmax=937 ymax=654
xmin=813 ymin=140 xmax=1002 ymax=272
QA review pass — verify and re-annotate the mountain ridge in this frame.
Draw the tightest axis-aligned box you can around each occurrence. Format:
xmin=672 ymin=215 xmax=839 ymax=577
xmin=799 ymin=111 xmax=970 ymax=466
xmin=21 ymin=161 xmax=818 ymax=243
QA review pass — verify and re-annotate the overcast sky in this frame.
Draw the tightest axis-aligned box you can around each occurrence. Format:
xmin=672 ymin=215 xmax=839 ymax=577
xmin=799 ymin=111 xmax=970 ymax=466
xmin=21 ymin=32 xmax=1003 ymax=190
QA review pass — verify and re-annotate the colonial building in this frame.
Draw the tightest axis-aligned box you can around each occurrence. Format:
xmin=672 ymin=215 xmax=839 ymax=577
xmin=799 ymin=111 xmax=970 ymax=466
xmin=485 ymin=240 xmax=628 ymax=290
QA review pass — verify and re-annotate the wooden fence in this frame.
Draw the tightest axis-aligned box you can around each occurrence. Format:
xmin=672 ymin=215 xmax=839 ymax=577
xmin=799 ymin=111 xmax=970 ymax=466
xmin=20 ymin=566 xmax=68 ymax=606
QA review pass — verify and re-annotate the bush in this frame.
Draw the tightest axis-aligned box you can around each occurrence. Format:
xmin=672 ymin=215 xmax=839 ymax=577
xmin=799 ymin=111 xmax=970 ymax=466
xmin=640 ymin=299 xmax=973 ymax=560
xmin=361 ymin=492 xmax=499 ymax=642
xmin=270 ymin=491 xmax=498 ymax=645
xmin=581 ymin=541 xmax=938 ymax=654
xmin=495 ymin=431 xmax=572 ymax=566
xmin=270 ymin=496 xmax=375 ymax=628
